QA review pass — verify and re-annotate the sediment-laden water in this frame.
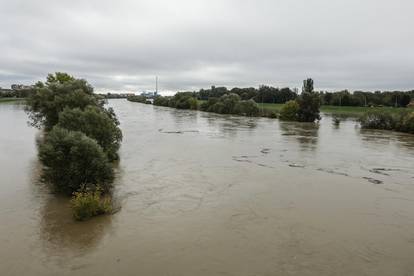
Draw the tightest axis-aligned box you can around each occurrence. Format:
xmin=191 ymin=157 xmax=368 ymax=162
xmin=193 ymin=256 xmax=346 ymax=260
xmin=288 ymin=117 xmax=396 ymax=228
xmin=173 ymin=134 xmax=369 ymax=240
xmin=1 ymin=100 xmax=414 ymax=275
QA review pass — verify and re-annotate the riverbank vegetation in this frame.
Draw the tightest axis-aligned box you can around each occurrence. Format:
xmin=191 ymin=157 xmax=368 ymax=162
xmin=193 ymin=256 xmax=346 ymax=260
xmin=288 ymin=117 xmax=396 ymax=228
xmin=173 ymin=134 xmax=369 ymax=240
xmin=131 ymin=77 xmax=413 ymax=132
xmin=26 ymin=72 xmax=122 ymax=220
xmin=127 ymin=95 xmax=151 ymax=104
xmin=359 ymin=110 xmax=414 ymax=134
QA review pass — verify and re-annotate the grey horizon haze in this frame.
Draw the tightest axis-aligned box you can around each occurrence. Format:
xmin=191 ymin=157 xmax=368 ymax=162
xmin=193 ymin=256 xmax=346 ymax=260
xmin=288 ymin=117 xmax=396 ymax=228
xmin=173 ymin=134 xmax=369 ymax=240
xmin=1 ymin=0 xmax=413 ymax=95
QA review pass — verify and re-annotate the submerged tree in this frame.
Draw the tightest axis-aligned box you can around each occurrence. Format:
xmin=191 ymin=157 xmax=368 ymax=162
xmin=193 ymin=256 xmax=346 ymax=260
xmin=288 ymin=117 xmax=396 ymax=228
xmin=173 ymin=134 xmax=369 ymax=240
xmin=297 ymin=78 xmax=321 ymax=122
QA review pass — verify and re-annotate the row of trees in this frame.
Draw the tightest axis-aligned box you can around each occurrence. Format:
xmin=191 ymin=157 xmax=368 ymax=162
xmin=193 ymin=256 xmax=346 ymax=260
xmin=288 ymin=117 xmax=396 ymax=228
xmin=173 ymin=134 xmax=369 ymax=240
xmin=26 ymin=72 xmax=122 ymax=220
xmin=0 ymin=88 xmax=34 ymax=98
xmin=153 ymin=92 xmax=262 ymax=117
xmin=198 ymin=86 xmax=297 ymax=103
xmin=194 ymin=85 xmax=413 ymax=107
xmin=320 ymin=90 xmax=414 ymax=107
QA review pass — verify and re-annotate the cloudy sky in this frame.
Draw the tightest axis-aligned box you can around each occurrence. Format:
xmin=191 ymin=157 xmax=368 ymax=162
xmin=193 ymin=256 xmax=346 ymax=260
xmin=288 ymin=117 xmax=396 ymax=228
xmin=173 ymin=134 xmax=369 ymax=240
xmin=1 ymin=0 xmax=413 ymax=94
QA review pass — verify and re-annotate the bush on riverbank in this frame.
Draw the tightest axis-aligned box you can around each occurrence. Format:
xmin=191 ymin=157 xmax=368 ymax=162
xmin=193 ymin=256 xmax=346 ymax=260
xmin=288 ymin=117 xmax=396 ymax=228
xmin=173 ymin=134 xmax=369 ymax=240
xmin=127 ymin=95 xmax=147 ymax=103
xmin=279 ymin=100 xmax=299 ymax=121
xmin=234 ymin=99 xmax=260 ymax=116
xmin=397 ymin=111 xmax=414 ymax=133
xmin=200 ymin=93 xmax=260 ymax=116
xmin=153 ymin=92 xmax=198 ymax=109
xmin=71 ymin=187 xmax=112 ymax=221
xmin=359 ymin=110 xmax=395 ymax=130
xmin=359 ymin=110 xmax=414 ymax=134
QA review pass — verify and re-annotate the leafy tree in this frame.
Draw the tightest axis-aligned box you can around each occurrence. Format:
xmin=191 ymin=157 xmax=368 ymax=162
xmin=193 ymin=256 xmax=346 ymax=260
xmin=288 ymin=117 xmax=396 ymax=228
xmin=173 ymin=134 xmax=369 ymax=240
xmin=302 ymin=78 xmax=314 ymax=93
xmin=297 ymin=78 xmax=321 ymax=122
xmin=26 ymin=72 xmax=99 ymax=130
xmin=57 ymin=106 xmax=122 ymax=161
xmin=38 ymin=127 xmax=114 ymax=195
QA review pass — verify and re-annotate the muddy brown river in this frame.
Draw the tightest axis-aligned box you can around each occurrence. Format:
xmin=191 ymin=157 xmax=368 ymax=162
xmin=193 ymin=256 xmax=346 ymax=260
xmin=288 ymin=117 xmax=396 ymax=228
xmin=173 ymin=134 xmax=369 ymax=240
xmin=1 ymin=100 xmax=414 ymax=275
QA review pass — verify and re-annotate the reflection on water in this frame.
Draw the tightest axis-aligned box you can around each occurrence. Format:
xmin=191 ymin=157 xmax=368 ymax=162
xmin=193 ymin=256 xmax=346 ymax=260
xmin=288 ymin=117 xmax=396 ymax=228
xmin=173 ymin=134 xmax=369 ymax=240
xmin=1 ymin=100 xmax=414 ymax=276
xmin=40 ymin=195 xmax=112 ymax=253
xmin=279 ymin=121 xmax=320 ymax=152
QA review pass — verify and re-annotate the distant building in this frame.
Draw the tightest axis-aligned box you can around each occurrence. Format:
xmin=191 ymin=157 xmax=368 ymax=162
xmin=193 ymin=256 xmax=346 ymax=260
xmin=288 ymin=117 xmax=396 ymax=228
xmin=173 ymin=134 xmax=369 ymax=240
xmin=140 ymin=91 xmax=158 ymax=98
xmin=11 ymin=84 xmax=34 ymax=90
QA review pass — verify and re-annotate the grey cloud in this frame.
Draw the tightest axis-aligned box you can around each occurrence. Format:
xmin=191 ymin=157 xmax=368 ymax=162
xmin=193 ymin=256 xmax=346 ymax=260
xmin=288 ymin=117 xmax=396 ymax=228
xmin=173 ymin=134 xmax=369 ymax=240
xmin=1 ymin=0 xmax=413 ymax=93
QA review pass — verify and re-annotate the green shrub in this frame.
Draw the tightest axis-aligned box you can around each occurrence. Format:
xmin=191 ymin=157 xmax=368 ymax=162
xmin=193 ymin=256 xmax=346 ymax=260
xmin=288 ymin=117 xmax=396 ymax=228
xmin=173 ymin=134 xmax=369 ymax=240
xmin=359 ymin=110 xmax=396 ymax=130
xmin=127 ymin=95 xmax=147 ymax=103
xmin=200 ymin=98 xmax=218 ymax=111
xmin=153 ymin=96 xmax=170 ymax=107
xmin=71 ymin=187 xmax=112 ymax=221
xmin=38 ymin=127 xmax=114 ymax=195
xmin=57 ymin=106 xmax=122 ymax=161
xmin=397 ymin=111 xmax=414 ymax=134
xmin=279 ymin=100 xmax=299 ymax=121
xmin=234 ymin=100 xmax=260 ymax=116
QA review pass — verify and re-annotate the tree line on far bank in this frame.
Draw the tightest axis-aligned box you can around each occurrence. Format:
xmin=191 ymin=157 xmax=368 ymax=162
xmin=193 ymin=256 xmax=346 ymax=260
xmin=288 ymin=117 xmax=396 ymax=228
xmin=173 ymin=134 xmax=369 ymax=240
xmin=133 ymin=78 xmax=414 ymax=133
xmin=26 ymin=72 xmax=122 ymax=221
xmin=151 ymin=78 xmax=320 ymax=122
xmin=194 ymin=85 xmax=413 ymax=108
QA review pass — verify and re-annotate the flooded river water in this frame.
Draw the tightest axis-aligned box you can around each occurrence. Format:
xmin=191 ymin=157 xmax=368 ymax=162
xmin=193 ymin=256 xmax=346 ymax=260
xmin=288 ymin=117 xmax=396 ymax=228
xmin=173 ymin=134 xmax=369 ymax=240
xmin=1 ymin=100 xmax=414 ymax=275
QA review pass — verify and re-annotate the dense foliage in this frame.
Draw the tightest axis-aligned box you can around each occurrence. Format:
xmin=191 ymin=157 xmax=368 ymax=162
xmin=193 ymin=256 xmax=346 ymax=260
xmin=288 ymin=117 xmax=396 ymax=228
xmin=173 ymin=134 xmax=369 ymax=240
xmin=359 ymin=110 xmax=414 ymax=134
xmin=127 ymin=95 xmax=150 ymax=104
xmin=26 ymin=73 xmax=99 ymax=130
xmin=26 ymin=72 xmax=122 ymax=208
xmin=279 ymin=100 xmax=299 ymax=121
xmin=153 ymin=92 xmax=198 ymax=109
xmin=199 ymin=94 xmax=260 ymax=116
xmin=319 ymin=90 xmax=413 ymax=107
xmin=56 ymin=106 xmax=122 ymax=161
xmin=297 ymin=79 xmax=321 ymax=122
xmin=198 ymin=85 xmax=297 ymax=103
xmin=38 ymin=127 xmax=114 ymax=194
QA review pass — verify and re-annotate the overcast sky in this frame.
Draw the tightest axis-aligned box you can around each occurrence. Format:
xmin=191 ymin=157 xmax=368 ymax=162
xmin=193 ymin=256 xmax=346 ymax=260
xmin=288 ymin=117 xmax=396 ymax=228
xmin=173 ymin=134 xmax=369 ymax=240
xmin=1 ymin=0 xmax=413 ymax=94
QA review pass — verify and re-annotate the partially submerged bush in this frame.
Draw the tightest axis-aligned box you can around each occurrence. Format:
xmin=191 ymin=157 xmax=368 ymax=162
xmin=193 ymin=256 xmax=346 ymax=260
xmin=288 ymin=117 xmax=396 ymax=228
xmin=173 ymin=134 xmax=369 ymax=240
xmin=332 ymin=116 xmax=341 ymax=126
xmin=279 ymin=100 xmax=299 ymax=121
xmin=38 ymin=127 xmax=114 ymax=195
xmin=359 ymin=110 xmax=395 ymax=130
xmin=71 ymin=187 xmax=112 ymax=221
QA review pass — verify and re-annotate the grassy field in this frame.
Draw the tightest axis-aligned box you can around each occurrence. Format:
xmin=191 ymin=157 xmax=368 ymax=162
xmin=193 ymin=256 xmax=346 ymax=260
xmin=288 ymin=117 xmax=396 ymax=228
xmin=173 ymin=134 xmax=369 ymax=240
xmin=0 ymin=98 xmax=26 ymax=103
